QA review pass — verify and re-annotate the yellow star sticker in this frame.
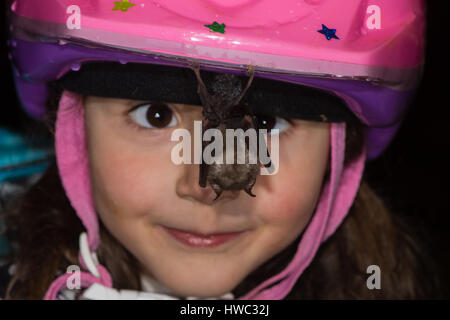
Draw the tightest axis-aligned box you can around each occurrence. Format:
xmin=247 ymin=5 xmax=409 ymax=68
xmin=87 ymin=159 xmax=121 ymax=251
xmin=113 ymin=0 xmax=136 ymax=12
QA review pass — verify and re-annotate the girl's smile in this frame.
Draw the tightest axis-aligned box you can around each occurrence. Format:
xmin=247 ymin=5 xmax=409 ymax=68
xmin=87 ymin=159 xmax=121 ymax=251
xmin=84 ymin=96 xmax=330 ymax=298
xmin=161 ymin=225 xmax=251 ymax=250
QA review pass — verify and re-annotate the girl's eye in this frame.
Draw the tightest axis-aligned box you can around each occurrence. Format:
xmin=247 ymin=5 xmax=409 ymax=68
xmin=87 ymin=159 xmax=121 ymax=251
xmin=256 ymin=115 xmax=291 ymax=134
xmin=129 ymin=102 xmax=178 ymax=129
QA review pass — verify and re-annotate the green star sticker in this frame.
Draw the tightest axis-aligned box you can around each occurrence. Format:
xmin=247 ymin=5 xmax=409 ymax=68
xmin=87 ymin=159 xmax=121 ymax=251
xmin=113 ymin=0 xmax=136 ymax=12
xmin=205 ymin=21 xmax=226 ymax=34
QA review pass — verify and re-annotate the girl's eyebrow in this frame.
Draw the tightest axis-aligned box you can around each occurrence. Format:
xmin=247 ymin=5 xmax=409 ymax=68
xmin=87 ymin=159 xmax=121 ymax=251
xmin=124 ymin=100 xmax=179 ymax=108
xmin=125 ymin=99 xmax=146 ymax=107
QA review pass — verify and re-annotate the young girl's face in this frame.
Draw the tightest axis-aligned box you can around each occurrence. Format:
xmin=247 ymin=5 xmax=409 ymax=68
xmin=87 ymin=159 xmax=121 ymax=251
xmin=84 ymin=95 xmax=330 ymax=298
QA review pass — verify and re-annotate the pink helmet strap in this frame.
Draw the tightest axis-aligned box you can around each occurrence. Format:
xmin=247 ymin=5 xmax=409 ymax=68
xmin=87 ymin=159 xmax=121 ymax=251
xmin=240 ymin=122 xmax=366 ymax=299
xmin=45 ymin=91 xmax=112 ymax=299
xmin=47 ymin=90 xmax=365 ymax=299
xmin=54 ymin=91 xmax=100 ymax=251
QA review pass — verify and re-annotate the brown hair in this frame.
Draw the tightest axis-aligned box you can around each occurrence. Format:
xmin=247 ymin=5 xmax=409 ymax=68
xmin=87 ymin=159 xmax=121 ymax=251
xmin=1 ymin=86 xmax=441 ymax=299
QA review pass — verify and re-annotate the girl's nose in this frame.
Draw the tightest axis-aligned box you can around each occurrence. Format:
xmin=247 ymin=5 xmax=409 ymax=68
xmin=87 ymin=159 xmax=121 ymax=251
xmin=175 ymin=164 xmax=239 ymax=205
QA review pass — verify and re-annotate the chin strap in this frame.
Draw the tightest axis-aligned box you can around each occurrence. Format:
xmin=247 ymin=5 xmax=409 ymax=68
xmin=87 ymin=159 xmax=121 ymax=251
xmin=80 ymin=283 xmax=234 ymax=300
xmin=45 ymin=232 xmax=235 ymax=300
xmin=45 ymin=91 xmax=113 ymax=300
xmin=44 ymin=232 xmax=112 ymax=300
xmin=239 ymin=122 xmax=366 ymax=299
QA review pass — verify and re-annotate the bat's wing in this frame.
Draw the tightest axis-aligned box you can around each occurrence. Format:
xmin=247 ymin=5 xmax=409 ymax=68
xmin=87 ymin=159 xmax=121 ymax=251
xmin=191 ymin=62 xmax=214 ymax=113
xmin=199 ymin=151 xmax=208 ymax=188
xmin=199 ymin=120 xmax=209 ymax=187
xmin=252 ymin=115 xmax=272 ymax=168
xmin=230 ymin=66 xmax=255 ymax=107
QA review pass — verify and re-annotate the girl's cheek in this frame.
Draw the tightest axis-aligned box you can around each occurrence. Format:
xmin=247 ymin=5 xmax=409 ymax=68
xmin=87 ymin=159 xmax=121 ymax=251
xmin=87 ymin=130 xmax=176 ymax=220
xmin=256 ymin=171 xmax=320 ymax=233
xmin=108 ymin=161 xmax=176 ymax=218
xmin=254 ymin=131 xmax=330 ymax=231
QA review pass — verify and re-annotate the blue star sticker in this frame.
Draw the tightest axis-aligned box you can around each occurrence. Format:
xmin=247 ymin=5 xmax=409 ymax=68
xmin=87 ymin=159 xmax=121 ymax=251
xmin=318 ymin=24 xmax=340 ymax=40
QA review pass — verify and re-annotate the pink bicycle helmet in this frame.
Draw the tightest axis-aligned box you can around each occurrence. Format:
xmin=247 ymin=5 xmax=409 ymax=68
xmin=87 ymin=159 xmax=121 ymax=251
xmin=7 ymin=0 xmax=426 ymax=300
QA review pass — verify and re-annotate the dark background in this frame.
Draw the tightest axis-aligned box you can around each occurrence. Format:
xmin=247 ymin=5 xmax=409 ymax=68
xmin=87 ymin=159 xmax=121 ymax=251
xmin=1 ymin=3 xmax=449 ymax=297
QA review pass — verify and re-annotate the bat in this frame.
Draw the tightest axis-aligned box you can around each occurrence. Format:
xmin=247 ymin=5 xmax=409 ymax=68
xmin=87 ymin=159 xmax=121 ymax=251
xmin=190 ymin=63 xmax=271 ymax=200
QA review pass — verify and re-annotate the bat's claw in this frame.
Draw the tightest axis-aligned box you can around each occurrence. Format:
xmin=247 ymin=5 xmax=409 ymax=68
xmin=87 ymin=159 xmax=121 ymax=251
xmin=211 ymin=183 xmax=223 ymax=201
xmin=264 ymin=159 xmax=272 ymax=168
xmin=246 ymin=65 xmax=255 ymax=77
xmin=213 ymin=191 xmax=222 ymax=201
xmin=190 ymin=61 xmax=201 ymax=72
xmin=245 ymin=188 xmax=256 ymax=197
xmin=245 ymin=181 xmax=256 ymax=197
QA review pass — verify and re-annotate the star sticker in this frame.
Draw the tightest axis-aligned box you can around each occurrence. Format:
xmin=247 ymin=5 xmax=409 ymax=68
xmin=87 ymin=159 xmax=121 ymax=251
xmin=318 ymin=24 xmax=340 ymax=40
xmin=113 ymin=0 xmax=136 ymax=12
xmin=205 ymin=21 xmax=226 ymax=34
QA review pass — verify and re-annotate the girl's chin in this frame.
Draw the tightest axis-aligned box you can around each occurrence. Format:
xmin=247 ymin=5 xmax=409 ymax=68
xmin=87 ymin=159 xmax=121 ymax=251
xmin=140 ymin=260 xmax=245 ymax=298
xmin=162 ymin=280 xmax=238 ymax=299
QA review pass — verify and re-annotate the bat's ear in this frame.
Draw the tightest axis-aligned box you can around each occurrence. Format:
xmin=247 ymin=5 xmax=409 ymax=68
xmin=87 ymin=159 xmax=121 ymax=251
xmin=190 ymin=63 xmax=205 ymax=87
xmin=233 ymin=66 xmax=255 ymax=105
xmin=191 ymin=62 xmax=210 ymax=101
